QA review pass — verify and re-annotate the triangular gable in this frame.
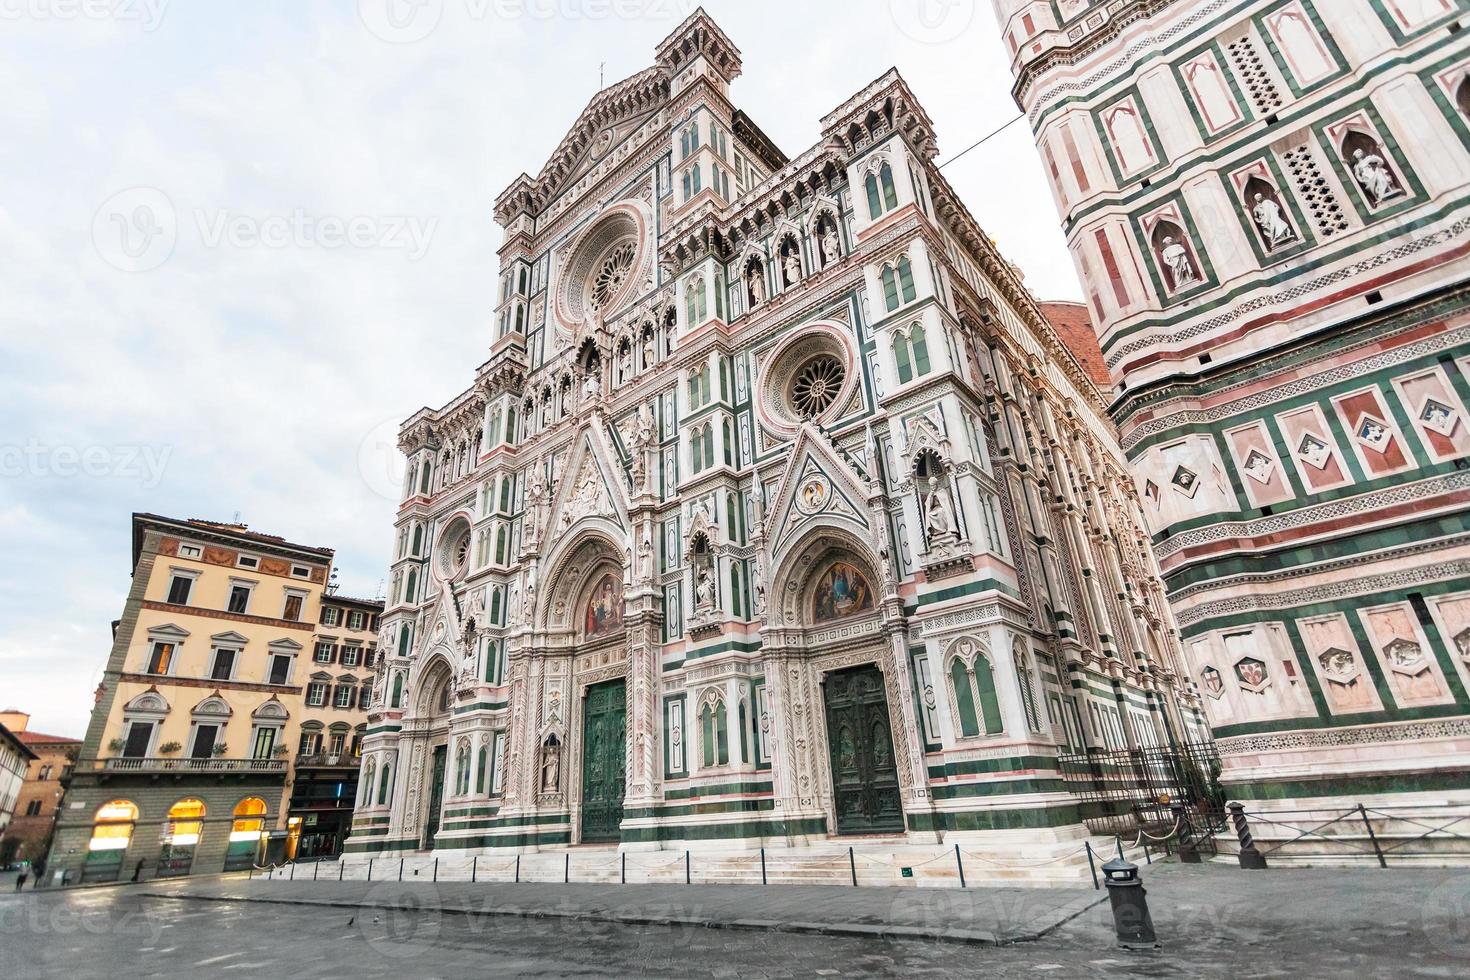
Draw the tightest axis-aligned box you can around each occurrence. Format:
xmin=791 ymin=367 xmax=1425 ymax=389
xmin=548 ymin=424 xmax=630 ymax=534
xmin=767 ymin=426 xmax=871 ymax=551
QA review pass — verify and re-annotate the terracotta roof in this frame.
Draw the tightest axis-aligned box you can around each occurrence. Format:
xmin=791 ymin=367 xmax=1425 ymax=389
xmin=17 ymin=730 xmax=80 ymax=746
xmin=0 ymin=724 xmax=38 ymax=761
xmin=1038 ymin=301 xmax=1111 ymax=388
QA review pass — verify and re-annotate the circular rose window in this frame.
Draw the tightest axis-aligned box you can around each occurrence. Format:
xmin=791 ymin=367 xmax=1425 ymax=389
xmin=439 ymin=521 xmax=472 ymax=580
xmin=790 ymin=355 xmax=845 ymax=419
xmin=590 ymin=241 xmax=636 ymax=312
xmin=758 ymin=326 xmax=855 ymax=431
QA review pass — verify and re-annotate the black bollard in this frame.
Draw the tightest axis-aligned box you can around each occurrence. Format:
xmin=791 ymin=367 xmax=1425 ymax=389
xmin=1228 ymin=802 xmax=1268 ymax=869
xmin=1102 ymin=857 xmax=1158 ymax=950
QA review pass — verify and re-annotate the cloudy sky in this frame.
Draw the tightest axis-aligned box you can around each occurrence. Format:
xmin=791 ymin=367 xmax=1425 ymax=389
xmin=0 ymin=0 xmax=1079 ymax=738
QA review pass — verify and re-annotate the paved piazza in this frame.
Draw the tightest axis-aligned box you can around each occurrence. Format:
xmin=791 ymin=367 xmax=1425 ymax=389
xmin=3 ymin=863 xmax=1469 ymax=978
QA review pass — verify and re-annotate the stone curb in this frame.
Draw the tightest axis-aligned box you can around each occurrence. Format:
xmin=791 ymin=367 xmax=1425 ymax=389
xmin=141 ymin=888 xmax=1109 ymax=948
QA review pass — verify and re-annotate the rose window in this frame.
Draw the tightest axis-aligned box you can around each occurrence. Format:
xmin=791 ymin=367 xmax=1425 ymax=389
xmin=790 ymin=355 xmax=845 ymax=419
xmin=589 ymin=241 xmax=637 ymax=311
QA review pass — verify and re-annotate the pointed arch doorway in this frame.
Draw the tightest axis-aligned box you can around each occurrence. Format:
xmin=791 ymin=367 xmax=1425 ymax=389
xmin=580 ymin=678 xmax=627 ymax=843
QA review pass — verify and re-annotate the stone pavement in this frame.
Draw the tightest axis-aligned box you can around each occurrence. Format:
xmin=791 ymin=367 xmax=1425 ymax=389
xmin=3 ymin=859 xmax=1469 ymax=977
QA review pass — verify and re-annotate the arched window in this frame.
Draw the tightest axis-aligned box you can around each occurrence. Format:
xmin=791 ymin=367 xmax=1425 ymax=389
xmin=84 ymin=800 xmax=138 ymax=882
xmin=699 ymin=697 xmax=729 ymax=768
xmin=910 ymin=323 xmax=931 ymax=376
xmin=881 ymin=264 xmax=900 ymax=311
xmin=1014 ymin=648 xmax=1041 ymax=733
xmin=947 ymin=641 xmax=1003 ymax=737
xmin=360 ymin=759 xmax=376 ymax=806
xmin=879 ymin=163 xmax=897 ymax=211
xmin=896 ymin=256 xmax=916 ymax=304
xmin=157 ymin=798 xmax=205 ymax=877
xmin=475 ymin=743 xmax=488 ymax=795
xmin=865 ymin=161 xmax=899 ymax=219
xmin=378 ymin=762 xmax=393 ymax=805
xmin=893 ymin=332 xmax=914 ymax=384
xmin=685 ymin=276 xmax=707 ymax=326
xmin=455 ymin=740 xmax=470 ymax=796
xmin=225 ymin=797 xmax=267 ymax=870
xmin=419 ymin=463 xmax=432 ymax=495
xmin=390 ymin=673 xmax=404 ymax=709
xmin=865 ymin=171 xmax=883 ymax=220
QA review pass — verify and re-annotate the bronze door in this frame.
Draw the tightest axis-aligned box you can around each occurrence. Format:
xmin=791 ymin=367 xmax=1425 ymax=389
xmin=824 ymin=665 xmax=904 ymax=834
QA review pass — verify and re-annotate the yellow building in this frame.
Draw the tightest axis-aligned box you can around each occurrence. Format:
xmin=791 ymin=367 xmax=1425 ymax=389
xmin=46 ymin=514 xmax=337 ymax=883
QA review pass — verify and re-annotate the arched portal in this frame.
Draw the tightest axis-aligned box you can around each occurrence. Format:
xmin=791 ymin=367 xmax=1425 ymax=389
xmin=767 ymin=529 xmax=912 ymax=837
xmin=536 ymin=529 xmax=631 ymax=844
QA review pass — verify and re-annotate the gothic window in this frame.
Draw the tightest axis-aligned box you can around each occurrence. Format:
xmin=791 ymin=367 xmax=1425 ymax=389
xmin=1225 ymin=31 xmax=1283 ymax=115
xmin=1014 ymin=648 xmax=1041 ymax=732
xmin=699 ymin=696 xmax=729 ymax=768
xmin=685 ymin=274 xmax=707 ymax=325
xmin=1283 ymin=142 xmax=1349 ymax=238
xmin=909 ymin=323 xmax=931 ymax=375
xmin=377 ymin=762 xmax=393 ymax=805
xmin=454 ymin=740 xmax=470 ymax=796
xmin=893 ymin=332 xmax=914 ymax=384
xmin=880 ymin=256 xmax=916 ymax=312
xmin=947 ymin=641 xmax=1003 ymax=737
xmin=475 ymin=743 xmax=487 ymax=795
xmin=865 ymin=161 xmax=898 ymax=219
xmin=390 ymin=672 xmax=404 ymax=708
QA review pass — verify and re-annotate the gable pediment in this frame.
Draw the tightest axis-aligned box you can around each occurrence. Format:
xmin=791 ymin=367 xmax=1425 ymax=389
xmin=767 ymin=426 xmax=871 ymax=550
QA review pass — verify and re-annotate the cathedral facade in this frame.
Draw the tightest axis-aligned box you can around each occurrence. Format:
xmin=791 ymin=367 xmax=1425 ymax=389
xmin=349 ymin=11 xmax=1203 ymax=857
xmin=996 ymin=0 xmax=1470 ymax=808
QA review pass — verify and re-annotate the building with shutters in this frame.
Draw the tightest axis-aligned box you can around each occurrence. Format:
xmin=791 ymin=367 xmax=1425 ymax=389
xmin=994 ymin=0 xmax=1470 ymax=811
xmin=46 ymin=514 xmax=373 ymax=883
xmin=0 ymin=711 xmax=79 ymax=869
xmin=349 ymin=10 xmax=1204 ymax=865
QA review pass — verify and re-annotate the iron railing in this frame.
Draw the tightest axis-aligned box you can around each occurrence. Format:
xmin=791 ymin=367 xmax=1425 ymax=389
xmin=98 ymin=757 xmax=288 ymax=774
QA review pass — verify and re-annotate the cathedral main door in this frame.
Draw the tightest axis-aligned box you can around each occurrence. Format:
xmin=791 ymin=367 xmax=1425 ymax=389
xmin=823 ymin=665 xmax=904 ymax=835
xmin=580 ymin=679 xmax=627 ymax=843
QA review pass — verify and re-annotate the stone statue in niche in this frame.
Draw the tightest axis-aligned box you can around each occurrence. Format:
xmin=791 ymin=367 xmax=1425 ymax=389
xmin=582 ymin=371 xmax=600 ymax=405
xmin=1350 ymin=148 xmax=1403 ymax=206
xmin=746 ymin=264 xmax=766 ymax=306
xmin=782 ymin=249 xmax=801 ymax=288
xmin=752 ymin=551 xmax=767 ymax=614
xmin=642 ymin=333 xmax=656 ymax=370
xmin=619 ymin=344 xmax=633 ymax=382
xmin=695 ymin=562 xmax=716 ymax=611
xmin=820 ymin=223 xmax=840 ymax=267
xmin=1250 ymin=192 xmax=1296 ymax=249
xmin=540 ymin=735 xmax=561 ymax=793
xmin=921 ymin=478 xmax=958 ymax=548
xmin=1159 ymin=236 xmax=1199 ymax=290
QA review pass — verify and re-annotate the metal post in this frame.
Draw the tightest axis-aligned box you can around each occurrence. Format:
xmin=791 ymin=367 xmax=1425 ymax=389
xmin=849 ymin=846 xmax=857 ymax=886
xmin=433 ymin=857 xmax=439 ymax=882
xmin=1359 ymin=804 xmax=1387 ymax=869
xmin=1227 ymin=802 xmax=1268 ymax=869
xmin=685 ymin=850 xmax=690 ymax=885
xmin=621 ymin=851 xmax=626 ymax=884
xmin=515 ymin=854 xmax=520 ymax=883
xmin=313 ymin=861 xmax=319 ymax=881
xmin=367 ymin=858 xmax=373 ymax=881
xmin=249 ymin=866 xmax=254 ymax=880
xmin=472 ymin=856 xmax=478 ymax=883
xmin=1116 ymin=836 xmax=1125 ymax=860
xmin=760 ymin=847 xmax=767 ymax=886
xmin=398 ymin=858 xmax=404 ymax=881
xmin=564 ymin=853 xmax=569 ymax=883
xmin=339 ymin=861 xmax=345 ymax=881
xmin=290 ymin=863 xmax=296 ymax=880
xmin=954 ymin=844 xmax=966 ymax=889
xmin=1085 ymin=841 xmax=1099 ymax=890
